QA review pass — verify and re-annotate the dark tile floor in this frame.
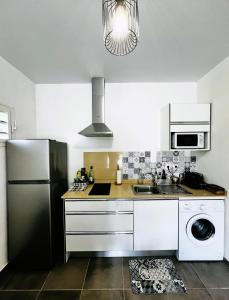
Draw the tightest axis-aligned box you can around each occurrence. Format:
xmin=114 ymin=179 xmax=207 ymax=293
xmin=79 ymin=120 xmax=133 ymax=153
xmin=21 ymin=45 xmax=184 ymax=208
xmin=0 ymin=257 xmax=229 ymax=300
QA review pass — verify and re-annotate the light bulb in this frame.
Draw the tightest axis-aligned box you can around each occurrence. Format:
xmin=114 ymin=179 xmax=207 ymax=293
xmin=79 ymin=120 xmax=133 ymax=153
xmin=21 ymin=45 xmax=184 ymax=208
xmin=111 ymin=3 xmax=129 ymax=40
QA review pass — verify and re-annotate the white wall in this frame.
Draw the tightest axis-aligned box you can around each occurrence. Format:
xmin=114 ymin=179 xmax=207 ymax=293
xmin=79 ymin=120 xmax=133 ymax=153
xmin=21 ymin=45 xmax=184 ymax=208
xmin=0 ymin=55 xmax=36 ymax=270
xmin=36 ymin=82 xmax=197 ymax=182
xmin=197 ymin=56 xmax=229 ymax=260
xmin=0 ymin=143 xmax=7 ymax=271
xmin=0 ymin=56 xmax=36 ymax=138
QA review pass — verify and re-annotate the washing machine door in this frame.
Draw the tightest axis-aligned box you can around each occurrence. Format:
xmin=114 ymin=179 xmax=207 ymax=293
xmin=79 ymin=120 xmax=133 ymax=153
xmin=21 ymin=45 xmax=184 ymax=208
xmin=186 ymin=214 xmax=216 ymax=246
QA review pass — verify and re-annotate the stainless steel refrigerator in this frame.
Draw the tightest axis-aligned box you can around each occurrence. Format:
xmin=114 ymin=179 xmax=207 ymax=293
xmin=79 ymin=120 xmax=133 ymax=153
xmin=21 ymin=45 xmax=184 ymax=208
xmin=7 ymin=139 xmax=68 ymax=269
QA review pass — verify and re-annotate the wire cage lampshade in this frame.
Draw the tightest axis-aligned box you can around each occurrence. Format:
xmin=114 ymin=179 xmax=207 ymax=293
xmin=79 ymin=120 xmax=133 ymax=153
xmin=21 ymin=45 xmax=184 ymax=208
xmin=103 ymin=0 xmax=139 ymax=56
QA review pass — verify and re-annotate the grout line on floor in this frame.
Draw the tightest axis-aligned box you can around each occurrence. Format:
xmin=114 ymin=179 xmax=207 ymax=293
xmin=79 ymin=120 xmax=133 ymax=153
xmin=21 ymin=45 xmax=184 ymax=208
xmin=35 ymin=290 xmax=41 ymax=299
xmin=182 ymin=287 xmax=214 ymax=299
xmin=37 ymin=288 xmax=82 ymax=291
xmin=189 ymin=262 xmax=208 ymax=289
xmin=207 ymin=288 xmax=229 ymax=290
xmin=121 ymin=257 xmax=125 ymax=300
xmin=81 ymin=288 xmax=125 ymax=291
xmin=205 ymin=288 xmax=215 ymax=300
xmin=35 ymin=270 xmax=51 ymax=300
xmin=185 ymin=288 xmax=214 ymax=290
xmin=40 ymin=270 xmax=51 ymax=291
xmin=206 ymin=286 xmax=229 ymax=300
xmin=82 ymin=257 xmax=90 ymax=290
xmin=0 ymin=289 xmax=40 ymax=292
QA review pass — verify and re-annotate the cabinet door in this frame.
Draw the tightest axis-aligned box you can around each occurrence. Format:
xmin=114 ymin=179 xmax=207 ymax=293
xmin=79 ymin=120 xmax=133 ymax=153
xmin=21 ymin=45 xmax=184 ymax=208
xmin=170 ymin=104 xmax=210 ymax=123
xmin=0 ymin=143 xmax=7 ymax=271
xmin=134 ymin=200 xmax=178 ymax=250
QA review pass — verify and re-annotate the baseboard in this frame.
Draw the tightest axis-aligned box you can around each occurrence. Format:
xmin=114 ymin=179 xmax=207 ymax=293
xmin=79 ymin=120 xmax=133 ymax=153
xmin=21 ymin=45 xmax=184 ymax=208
xmin=70 ymin=250 xmax=176 ymax=258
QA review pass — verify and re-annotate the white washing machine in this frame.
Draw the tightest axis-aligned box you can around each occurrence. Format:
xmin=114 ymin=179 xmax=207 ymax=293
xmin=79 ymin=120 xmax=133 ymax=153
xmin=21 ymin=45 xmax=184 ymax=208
xmin=177 ymin=199 xmax=224 ymax=261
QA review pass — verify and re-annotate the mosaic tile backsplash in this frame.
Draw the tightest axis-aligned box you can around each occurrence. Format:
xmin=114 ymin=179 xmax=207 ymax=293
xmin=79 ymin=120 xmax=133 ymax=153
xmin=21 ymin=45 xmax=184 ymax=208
xmin=122 ymin=151 xmax=196 ymax=180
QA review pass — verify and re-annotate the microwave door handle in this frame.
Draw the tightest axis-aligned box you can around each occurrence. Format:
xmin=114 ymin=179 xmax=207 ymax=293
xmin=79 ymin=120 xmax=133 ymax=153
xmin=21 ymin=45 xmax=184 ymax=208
xmin=200 ymin=133 xmax=205 ymax=148
xmin=172 ymin=133 xmax=176 ymax=148
xmin=175 ymin=133 xmax=178 ymax=148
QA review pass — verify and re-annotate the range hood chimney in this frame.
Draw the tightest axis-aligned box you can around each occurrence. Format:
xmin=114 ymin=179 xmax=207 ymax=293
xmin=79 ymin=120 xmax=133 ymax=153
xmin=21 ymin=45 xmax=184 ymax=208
xmin=78 ymin=77 xmax=113 ymax=137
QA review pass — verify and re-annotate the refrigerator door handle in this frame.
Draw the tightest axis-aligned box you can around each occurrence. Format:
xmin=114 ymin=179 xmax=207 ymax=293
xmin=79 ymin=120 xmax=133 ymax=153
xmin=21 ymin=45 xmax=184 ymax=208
xmin=8 ymin=180 xmax=51 ymax=184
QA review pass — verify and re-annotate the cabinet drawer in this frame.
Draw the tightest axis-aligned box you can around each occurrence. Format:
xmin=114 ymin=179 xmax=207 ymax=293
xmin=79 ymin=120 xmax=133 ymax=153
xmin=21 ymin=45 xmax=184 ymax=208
xmin=65 ymin=200 xmax=133 ymax=212
xmin=66 ymin=213 xmax=133 ymax=232
xmin=66 ymin=233 xmax=133 ymax=251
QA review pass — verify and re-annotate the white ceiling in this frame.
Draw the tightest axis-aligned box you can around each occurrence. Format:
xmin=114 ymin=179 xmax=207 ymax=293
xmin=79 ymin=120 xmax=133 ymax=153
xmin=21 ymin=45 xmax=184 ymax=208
xmin=0 ymin=0 xmax=229 ymax=83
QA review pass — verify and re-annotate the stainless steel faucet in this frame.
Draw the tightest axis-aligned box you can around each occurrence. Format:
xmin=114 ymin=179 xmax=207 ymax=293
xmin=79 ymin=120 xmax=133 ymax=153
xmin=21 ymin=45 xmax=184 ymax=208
xmin=137 ymin=169 xmax=145 ymax=185
xmin=144 ymin=171 xmax=157 ymax=186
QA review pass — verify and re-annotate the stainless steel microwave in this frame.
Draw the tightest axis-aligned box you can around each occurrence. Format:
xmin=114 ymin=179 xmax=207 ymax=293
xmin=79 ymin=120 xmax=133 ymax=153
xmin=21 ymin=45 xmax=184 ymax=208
xmin=172 ymin=132 xmax=205 ymax=149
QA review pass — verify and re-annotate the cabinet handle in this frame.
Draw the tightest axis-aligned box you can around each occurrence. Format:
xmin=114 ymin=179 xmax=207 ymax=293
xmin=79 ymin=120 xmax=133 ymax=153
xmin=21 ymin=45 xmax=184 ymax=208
xmin=66 ymin=231 xmax=133 ymax=235
xmin=170 ymin=121 xmax=210 ymax=125
xmin=65 ymin=211 xmax=133 ymax=215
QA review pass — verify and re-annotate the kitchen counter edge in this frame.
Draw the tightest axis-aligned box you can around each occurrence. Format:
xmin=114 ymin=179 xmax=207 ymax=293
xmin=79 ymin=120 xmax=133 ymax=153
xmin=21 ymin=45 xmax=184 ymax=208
xmin=62 ymin=183 xmax=227 ymax=200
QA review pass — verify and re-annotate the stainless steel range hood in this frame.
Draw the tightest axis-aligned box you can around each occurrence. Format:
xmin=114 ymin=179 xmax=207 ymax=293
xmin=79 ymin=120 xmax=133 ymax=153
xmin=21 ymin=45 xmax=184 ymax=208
xmin=78 ymin=77 xmax=113 ymax=137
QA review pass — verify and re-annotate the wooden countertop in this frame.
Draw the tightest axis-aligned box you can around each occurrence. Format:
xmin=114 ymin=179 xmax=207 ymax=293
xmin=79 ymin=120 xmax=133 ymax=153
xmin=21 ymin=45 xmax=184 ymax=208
xmin=62 ymin=182 xmax=227 ymax=200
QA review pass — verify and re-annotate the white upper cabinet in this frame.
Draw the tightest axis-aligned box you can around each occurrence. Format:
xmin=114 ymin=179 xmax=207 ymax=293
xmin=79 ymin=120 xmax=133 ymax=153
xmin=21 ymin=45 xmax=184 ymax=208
xmin=170 ymin=104 xmax=211 ymax=123
xmin=160 ymin=103 xmax=211 ymax=151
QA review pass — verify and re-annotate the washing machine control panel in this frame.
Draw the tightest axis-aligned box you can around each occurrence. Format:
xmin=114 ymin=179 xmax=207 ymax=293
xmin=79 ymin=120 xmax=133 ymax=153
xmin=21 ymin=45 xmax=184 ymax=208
xmin=180 ymin=200 xmax=224 ymax=212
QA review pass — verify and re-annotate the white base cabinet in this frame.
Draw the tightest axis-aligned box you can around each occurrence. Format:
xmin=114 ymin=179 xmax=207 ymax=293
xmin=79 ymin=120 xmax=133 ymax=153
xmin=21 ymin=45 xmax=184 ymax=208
xmin=65 ymin=200 xmax=134 ymax=252
xmin=0 ymin=143 xmax=8 ymax=271
xmin=134 ymin=200 xmax=178 ymax=251
xmin=64 ymin=199 xmax=179 ymax=254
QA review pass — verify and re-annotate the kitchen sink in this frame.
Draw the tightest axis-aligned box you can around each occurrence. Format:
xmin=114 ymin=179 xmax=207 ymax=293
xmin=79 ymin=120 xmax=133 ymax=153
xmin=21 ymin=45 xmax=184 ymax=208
xmin=132 ymin=184 xmax=191 ymax=195
xmin=157 ymin=185 xmax=191 ymax=194
xmin=132 ymin=185 xmax=160 ymax=195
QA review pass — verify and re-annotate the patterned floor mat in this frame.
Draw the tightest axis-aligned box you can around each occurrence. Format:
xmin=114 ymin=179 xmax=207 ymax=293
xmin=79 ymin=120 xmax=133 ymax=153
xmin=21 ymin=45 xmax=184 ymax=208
xmin=129 ymin=258 xmax=187 ymax=295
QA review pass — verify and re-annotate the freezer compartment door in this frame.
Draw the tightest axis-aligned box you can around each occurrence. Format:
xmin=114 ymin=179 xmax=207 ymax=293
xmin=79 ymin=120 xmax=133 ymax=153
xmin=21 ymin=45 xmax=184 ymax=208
xmin=7 ymin=140 xmax=50 ymax=181
xmin=8 ymin=184 xmax=53 ymax=268
xmin=49 ymin=141 xmax=68 ymax=182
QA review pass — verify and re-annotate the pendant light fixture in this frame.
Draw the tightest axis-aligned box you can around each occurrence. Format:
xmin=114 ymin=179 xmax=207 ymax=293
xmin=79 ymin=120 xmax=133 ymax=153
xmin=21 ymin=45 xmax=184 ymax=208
xmin=103 ymin=0 xmax=139 ymax=56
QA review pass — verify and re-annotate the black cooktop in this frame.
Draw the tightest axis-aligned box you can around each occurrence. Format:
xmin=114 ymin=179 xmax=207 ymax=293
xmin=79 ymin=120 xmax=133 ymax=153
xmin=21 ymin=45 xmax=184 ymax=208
xmin=88 ymin=183 xmax=111 ymax=196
